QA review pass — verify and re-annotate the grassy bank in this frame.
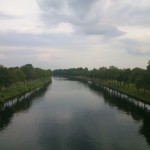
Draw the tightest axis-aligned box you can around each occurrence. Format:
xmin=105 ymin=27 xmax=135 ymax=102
xmin=73 ymin=76 xmax=150 ymax=104
xmin=0 ymin=77 xmax=51 ymax=102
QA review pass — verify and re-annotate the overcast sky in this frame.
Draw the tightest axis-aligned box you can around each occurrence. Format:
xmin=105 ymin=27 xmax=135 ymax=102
xmin=0 ymin=0 xmax=150 ymax=69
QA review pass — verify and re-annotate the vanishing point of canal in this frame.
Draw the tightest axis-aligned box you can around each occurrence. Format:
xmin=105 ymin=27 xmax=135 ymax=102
xmin=0 ymin=77 xmax=150 ymax=150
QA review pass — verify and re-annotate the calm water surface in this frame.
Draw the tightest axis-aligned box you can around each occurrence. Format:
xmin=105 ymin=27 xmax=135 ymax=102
xmin=0 ymin=77 xmax=150 ymax=150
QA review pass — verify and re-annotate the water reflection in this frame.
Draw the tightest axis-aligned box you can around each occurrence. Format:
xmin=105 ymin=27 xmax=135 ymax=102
xmin=0 ymin=82 xmax=51 ymax=131
xmin=39 ymin=116 xmax=100 ymax=150
xmin=139 ymin=114 xmax=150 ymax=145
xmin=37 ymin=78 xmax=150 ymax=150
xmin=88 ymin=82 xmax=150 ymax=146
xmin=0 ymin=78 xmax=150 ymax=150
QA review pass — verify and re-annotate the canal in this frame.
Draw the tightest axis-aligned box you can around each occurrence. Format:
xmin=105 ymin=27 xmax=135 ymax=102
xmin=0 ymin=77 xmax=150 ymax=150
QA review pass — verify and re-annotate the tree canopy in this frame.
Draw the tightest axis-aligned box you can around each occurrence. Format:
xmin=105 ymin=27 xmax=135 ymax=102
xmin=0 ymin=64 xmax=51 ymax=91
xmin=53 ymin=60 xmax=150 ymax=92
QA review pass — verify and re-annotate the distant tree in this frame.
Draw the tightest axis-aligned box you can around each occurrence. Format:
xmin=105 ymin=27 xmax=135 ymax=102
xmin=130 ymin=68 xmax=144 ymax=84
xmin=97 ymin=67 xmax=107 ymax=81
xmin=21 ymin=64 xmax=34 ymax=81
xmin=52 ymin=61 xmax=150 ymax=92
xmin=145 ymin=60 xmax=150 ymax=90
xmin=0 ymin=66 xmax=11 ymax=90
xmin=0 ymin=64 xmax=51 ymax=91
xmin=147 ymin=60 xmax=150 ymax=70
xmin=122 ymin=68 xmax=131 ymax=86
xmin=9 ymin=67 xmax=25 ymax=85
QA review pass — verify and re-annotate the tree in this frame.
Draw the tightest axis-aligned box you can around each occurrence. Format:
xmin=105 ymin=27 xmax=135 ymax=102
xmin=122 ymin=68 xmax=131 ymax=86
xmin=130 ymin=68 xmax=144 ymax=84
xmin=145 ymin=60 xmax=150 ymax=90
xmin=147 ymin=60 xmax=150 ymax=70
xmin=9 ymin=67 xmax=25 ymax=85
xmin=0 ymin=66 xmax=11 ymax=90
xmin=21 ymin=64 xmax=34 ymax=81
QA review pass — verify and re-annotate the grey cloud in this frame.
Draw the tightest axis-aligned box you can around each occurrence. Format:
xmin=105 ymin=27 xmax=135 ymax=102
xmin=68 ymin=0 xmax=98 ymax=19
xmin=0 ymin=48 xmax=37 ymax=56
xmin=119 ymin=38 xmax=150 ymax=55
xmin=0 ymin=31 xmax=86 ymax=49
xmin=38 ymin=0 xmax=68 ymax=24
xmin=102 ymin=0 xmax=150 ymax=26
xmin=0 ymin=32 xmax=43 ymax=47
xmin=39 ymin=0 xmax=65 ymax=9
xmin=38 ymin=0 xmax=150 ymax=37
xmin=38 ymin=0 xmax=98 ymax=19
xmin=126 ymin=48 xmax=150 ymax=56
xmin=0 ymin=11 xmax=17 ymax=19
xmin=128 ymin=8 xmax=150 ymax=26
xmin=38 ymin=0 xmax=123 ymax=37
xmin=78 ymin=24 xmax=124 ymax=36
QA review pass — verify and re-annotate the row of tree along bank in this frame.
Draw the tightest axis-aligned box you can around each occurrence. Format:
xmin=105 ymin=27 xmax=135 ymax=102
xmin=0 ymin=64 xmax=52 ymax=102
xmin=53 ymin=61 xmax=150 ymax=103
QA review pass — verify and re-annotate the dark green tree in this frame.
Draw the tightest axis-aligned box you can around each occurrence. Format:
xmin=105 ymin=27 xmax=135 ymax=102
xmin=0 ymin=66 xmax=11 ymax=90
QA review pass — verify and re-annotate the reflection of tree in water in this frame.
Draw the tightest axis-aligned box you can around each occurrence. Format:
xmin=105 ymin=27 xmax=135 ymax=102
xmin=139 ymin=113 xmax=150 ymax=145
xmin=68 ymin=78 xmax=150 ymax=147
xmin=88 ymin=83 xmax=150 ymax=146
xmin=0 ymin=107 xmax=13 ymax=130
xmin=38 ymin=109 xmax=100 ymax=150
xmin=0 ymin=82 xmax=51 ymax=131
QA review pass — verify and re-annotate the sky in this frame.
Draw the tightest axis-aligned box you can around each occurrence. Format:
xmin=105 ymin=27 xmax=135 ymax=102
xmin=0 ymin=0 xmax=150 ymax=70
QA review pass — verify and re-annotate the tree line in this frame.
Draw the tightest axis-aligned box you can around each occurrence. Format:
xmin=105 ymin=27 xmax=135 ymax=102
xmin=0 ymin=64 xmax=51 ymax=91
xmin=53 ymin=61 xmax=150 ymax=92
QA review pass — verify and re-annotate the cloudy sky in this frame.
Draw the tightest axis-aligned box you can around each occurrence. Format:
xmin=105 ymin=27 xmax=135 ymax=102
xmin=0 ymin=0 xmax=150 ymax=69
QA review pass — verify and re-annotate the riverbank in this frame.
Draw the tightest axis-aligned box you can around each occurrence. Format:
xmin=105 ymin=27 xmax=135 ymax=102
xmin=71 ymin=76 xmax=150 ymax=104
xmin=0 ymin=77 xmax=51 ymax=102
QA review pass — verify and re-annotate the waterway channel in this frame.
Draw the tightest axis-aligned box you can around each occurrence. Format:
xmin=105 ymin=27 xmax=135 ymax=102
xmin=0 ymin=77 xmax=150 ymax=150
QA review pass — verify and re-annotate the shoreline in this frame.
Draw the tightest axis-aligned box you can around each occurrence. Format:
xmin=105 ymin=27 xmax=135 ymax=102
xmin=68 ymin=76 xmax=150 ymax=105
xmin=0 ymin=78 xmax=51 ymax=103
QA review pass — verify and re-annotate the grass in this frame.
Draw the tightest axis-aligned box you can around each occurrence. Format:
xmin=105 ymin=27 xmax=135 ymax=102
xmin=0 ymin=77 xmax=51 ymax=102
xmin=103 ymin=81 xmax=150 ymax=103
xmin=73 ymin=76 xmax=150 ymax=104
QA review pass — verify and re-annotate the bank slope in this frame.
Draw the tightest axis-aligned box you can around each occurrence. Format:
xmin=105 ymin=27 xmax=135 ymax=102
xmin=71 ymin=76 xmax=150 ymax=104
xmin=0 ymin=78 xmax=51 ymax=102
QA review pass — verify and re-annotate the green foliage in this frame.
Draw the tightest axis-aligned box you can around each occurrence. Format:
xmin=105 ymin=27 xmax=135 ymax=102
xmin=0 ymin=66 xmax=11 ymax=90
xmin=20 ymin=64 xmax=51 ymax=81
xmin=147 ymin=60 xmax=150 ymax=70
xmin=0 ymin=64 xmax=51 ymax=92
xmin=53 ymin=60 xmax=150 ymax=99
xmin=0 ymin=78 xmax=51 ymax=102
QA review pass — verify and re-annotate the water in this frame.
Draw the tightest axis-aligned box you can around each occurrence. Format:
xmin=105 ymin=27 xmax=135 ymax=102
xmin=0 ymin=77 xmax=150 ymax=150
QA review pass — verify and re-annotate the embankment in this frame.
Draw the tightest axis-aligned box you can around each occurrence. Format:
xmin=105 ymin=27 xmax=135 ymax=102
xmin=0 ymin=77 xmax=51 ymax=102
xmin=70 ymin=76 xmax=150 ymax=104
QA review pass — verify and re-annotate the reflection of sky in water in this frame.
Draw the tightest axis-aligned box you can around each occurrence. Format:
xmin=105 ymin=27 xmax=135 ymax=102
xmin=0 ymin=77 xmax=150 ymax=150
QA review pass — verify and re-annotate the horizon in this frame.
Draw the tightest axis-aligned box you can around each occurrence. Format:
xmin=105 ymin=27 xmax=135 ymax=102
xmin=1 ymin=61 xmax=149 ymax=71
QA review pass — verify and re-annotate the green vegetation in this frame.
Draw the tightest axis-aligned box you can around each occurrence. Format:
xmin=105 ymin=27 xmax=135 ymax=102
xmin=0 ymin=64 xmax=51 ymax=102
xmin=74 ymin=76 xmax=150 ymax=103
xmin=53 ymin=60 xmax=150 ymax=103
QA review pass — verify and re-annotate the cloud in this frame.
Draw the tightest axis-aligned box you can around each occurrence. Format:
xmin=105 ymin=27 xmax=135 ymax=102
xmin=0 ymin=30 xmax=93 ymax=53
xmin=38 ymin=0 xmax=150 ymax=37
xmin=119 ymin=38 xmax=150 ymax=55
xmin=0 ymin=11 xmax=16 ymax=19
xmin=0 ymin=45 xmax=66 ymax=68
xmin=37 ymin=0 xmax=124 ymax=36
xmin=106 ymin=0 xmax=150 ymax=26
xmin=0 ymin=0 xmax=149 ymax=69
xmin=0 ymin=31 xmax=42 ymax=47
xmin=0 ymin=31 xmax=75 ymax=47
xmin=0 ymin=54 xmax=5 ymax=59
xmin=80 ymin=24 xmax=124 ymax=36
